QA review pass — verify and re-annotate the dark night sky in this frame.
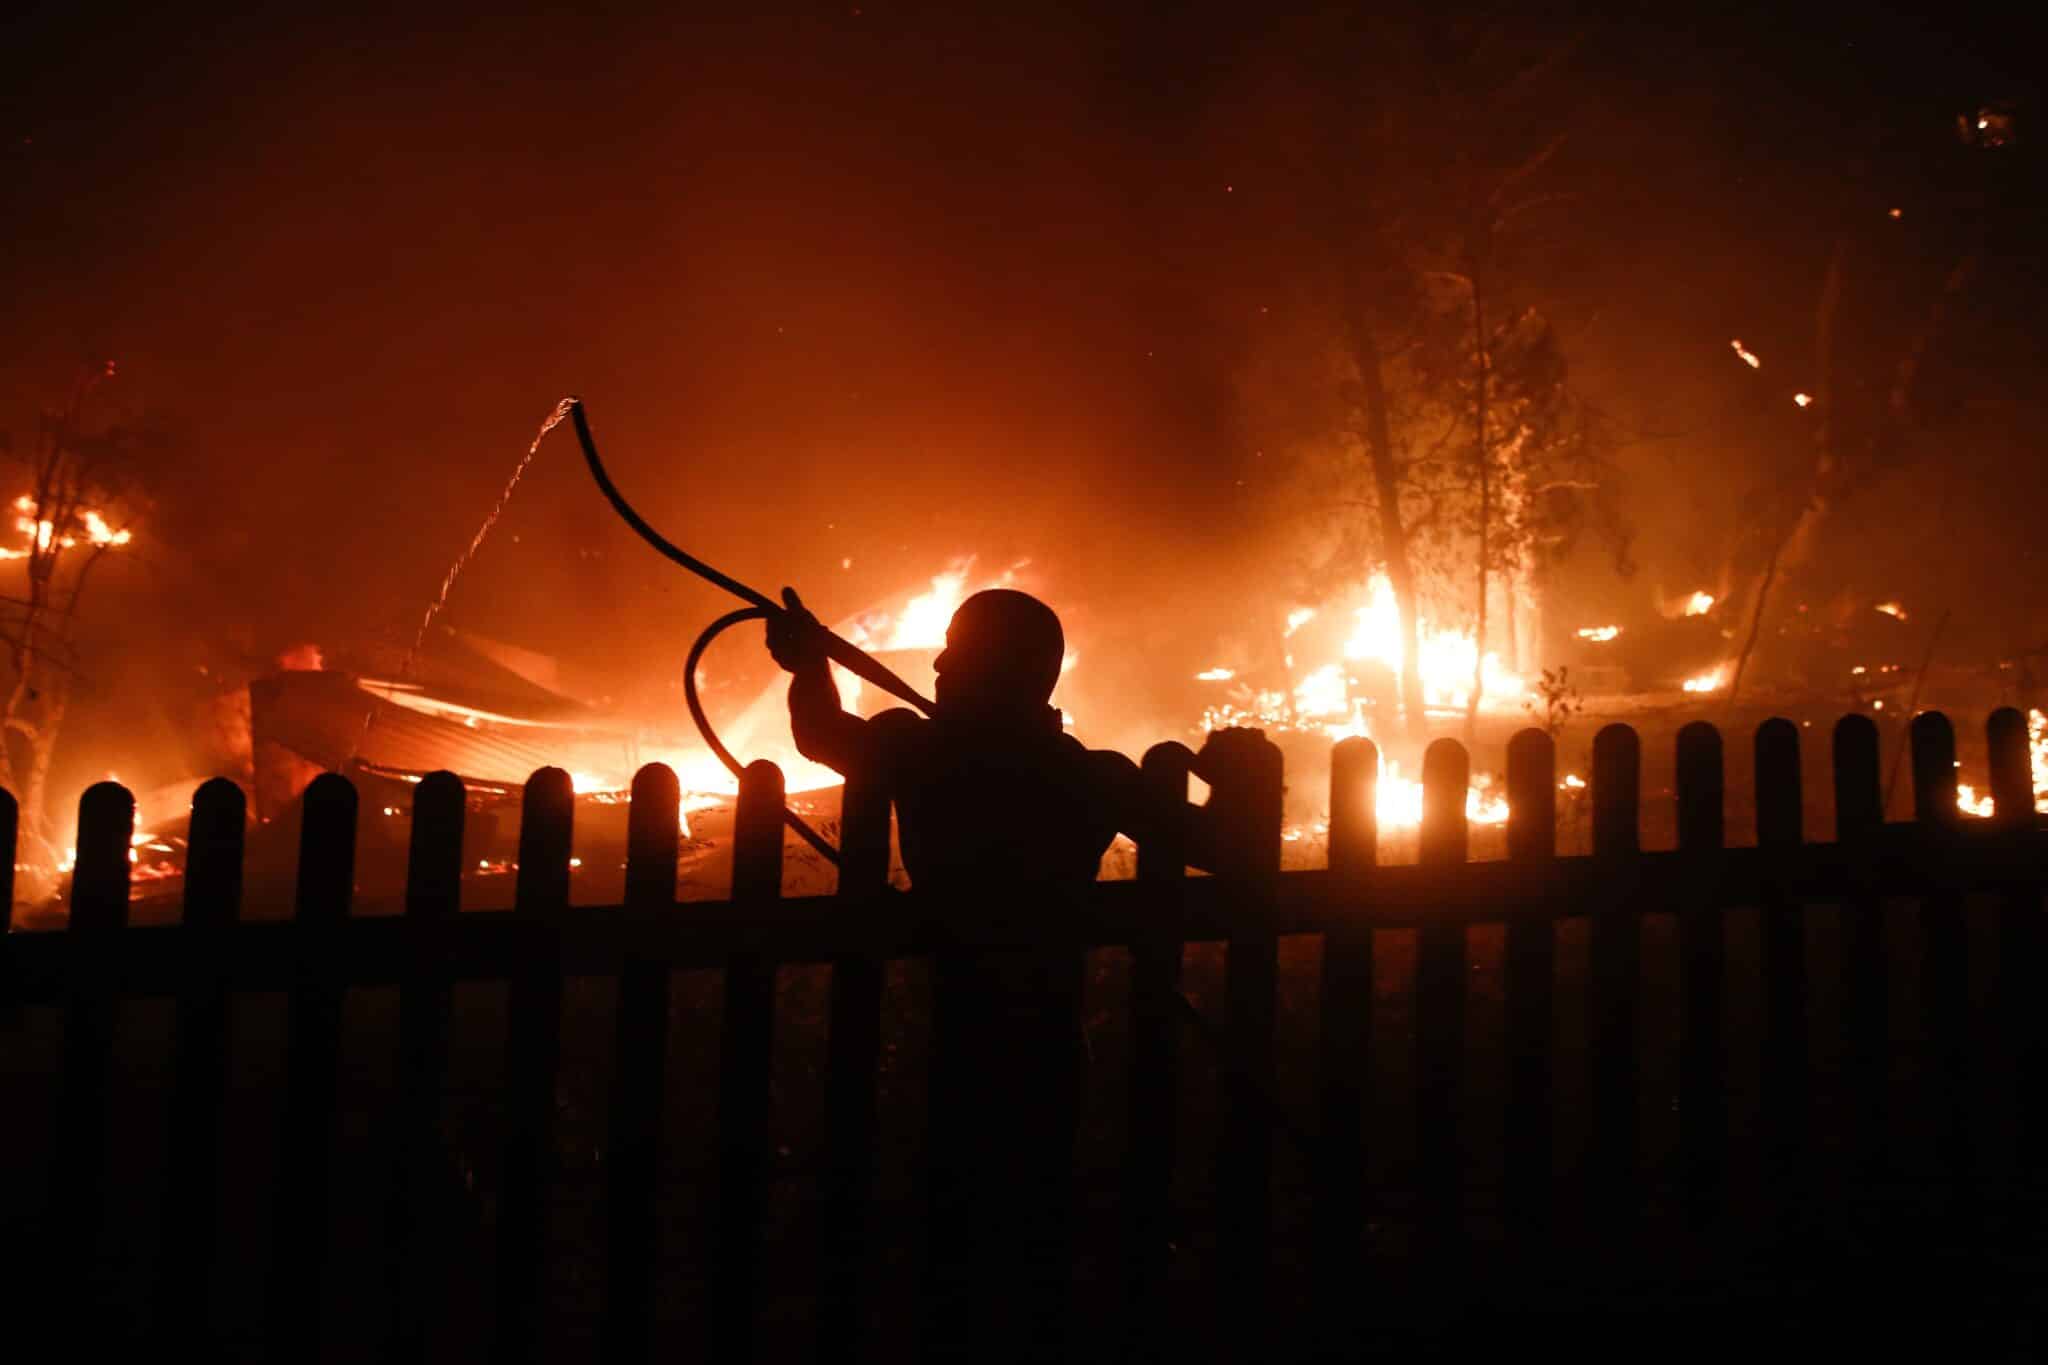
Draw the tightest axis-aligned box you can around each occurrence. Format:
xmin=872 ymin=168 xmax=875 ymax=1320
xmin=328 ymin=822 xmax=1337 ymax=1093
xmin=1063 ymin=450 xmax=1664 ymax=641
xmin=0 ymin=1 xmax=2041 ymax=787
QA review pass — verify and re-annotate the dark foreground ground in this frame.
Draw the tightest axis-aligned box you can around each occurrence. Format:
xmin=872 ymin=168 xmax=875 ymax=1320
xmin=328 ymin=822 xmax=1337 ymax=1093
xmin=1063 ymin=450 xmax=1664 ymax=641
xmin=5 ymin=897 xmax=2048 ymax=1361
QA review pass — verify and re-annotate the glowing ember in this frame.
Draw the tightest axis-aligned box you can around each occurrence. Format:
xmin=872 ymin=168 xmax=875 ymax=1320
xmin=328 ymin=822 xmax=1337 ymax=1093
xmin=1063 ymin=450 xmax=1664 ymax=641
xmin=1195 ymin=667 xmax=1236 ymax=681
xmin=1683 ymin=591 xmax=1716 ymax=616
xmin=1576 ymin=625 xmax=1620 ymax=642
xmin=1284 ymin=607 xmax=1317 ymax=637
xmin=1682 ymin=664 xmax=1727 ymax=694
xmin=1793 ymin=392 xmax=1813 ymax=408
xmin=1875 ymin=601 xmax=1907 ymax=620
xmin=1730 ymin=339 xmax=1761 ymax=369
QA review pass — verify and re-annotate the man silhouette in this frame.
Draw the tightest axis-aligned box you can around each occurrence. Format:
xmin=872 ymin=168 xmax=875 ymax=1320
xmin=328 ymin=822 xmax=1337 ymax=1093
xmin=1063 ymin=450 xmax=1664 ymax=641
xmin=767 ymin=585 xmax=1266 ymax=1358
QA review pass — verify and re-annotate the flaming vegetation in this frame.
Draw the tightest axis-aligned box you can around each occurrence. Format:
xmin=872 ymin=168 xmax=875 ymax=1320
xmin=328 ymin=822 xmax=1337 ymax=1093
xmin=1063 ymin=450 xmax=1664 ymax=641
xmin=0 ymin=365 xmax=146 ymax=891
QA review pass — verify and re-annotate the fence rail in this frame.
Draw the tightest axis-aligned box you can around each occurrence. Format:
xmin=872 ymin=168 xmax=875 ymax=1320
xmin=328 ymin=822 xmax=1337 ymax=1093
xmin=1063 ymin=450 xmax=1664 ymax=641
xmin=5 ymin=708 xmax=2046 ymax=1361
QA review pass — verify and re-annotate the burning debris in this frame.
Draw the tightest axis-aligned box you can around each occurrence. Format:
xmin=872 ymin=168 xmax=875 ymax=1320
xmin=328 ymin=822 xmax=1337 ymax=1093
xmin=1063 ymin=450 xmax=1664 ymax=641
xmin=1682 ymin=664 xmax=1728 ymax=694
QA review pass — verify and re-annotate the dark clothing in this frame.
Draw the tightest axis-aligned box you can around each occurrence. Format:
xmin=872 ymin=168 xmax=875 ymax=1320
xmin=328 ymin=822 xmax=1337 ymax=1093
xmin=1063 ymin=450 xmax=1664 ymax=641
xmin=791 ymin=690 xmax=1153 ymax=890
xmin=786 ymin=669 xmax=1172 ymax=1358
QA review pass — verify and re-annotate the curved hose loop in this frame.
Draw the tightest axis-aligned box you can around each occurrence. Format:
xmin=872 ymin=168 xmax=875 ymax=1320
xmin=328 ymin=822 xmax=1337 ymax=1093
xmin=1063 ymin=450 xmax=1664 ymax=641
xmin=570 ymin=397 xmax=935 ymax=716
xmin=685 ymin=606 xmax=841 ymax=865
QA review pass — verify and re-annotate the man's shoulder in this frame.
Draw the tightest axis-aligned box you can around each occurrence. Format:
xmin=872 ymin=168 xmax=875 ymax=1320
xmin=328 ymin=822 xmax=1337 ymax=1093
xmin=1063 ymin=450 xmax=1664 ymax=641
xmin=868 ymin=707 xmax=930 ymax=745
xmin=1073 ymin=738 xmax=1140 ymax=781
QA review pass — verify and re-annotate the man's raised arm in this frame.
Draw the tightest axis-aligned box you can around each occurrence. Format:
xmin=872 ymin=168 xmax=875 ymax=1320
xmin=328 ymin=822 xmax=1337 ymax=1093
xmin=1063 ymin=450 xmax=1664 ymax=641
xmin=767 ymin=588 xmax=870 ymax=775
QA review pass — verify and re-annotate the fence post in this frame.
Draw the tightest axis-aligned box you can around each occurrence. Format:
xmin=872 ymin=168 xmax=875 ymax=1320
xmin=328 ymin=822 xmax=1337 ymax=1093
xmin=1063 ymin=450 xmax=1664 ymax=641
xmin=493 ymin=767 xmax=573 ymax=1365
xmin=0 ymin=786 xmax=14 ymax=939
xmin=387 ymin=770 xmax=463 ymax=1362
xmin=157 ymin=778 xmax=246 ymax=1347
xmin=1834 ymin=714 xmax=1888 ymax=1179
xmin=818 ymin=761 xmax=892 ymax=1365
xmin=1125 ymin=741 xmax=1191 ymax=1356
xmin=1313 ymin=735 xmax=1376 ymax=1328
xmin=266 ymin=772 xmax=357 ymax=1361
xmin=51 ymin=780 xmax=133 ymax=1319
xmin=603 ymin=763 xmax=680 ymax=1365
xmin=1675 ymin=721 xmax=1726 ymax=1228
xmin=1589 ymin=723 xmax=1641 ymax=1226
xmin=1910 ymin=711 xmax=1972 ymax=1192
xmin=1504 ymin=729 xmax=1556 ymax=1240
xmin=1416 ymin=737 xmax=1469 ymax=1256
xmin=714 ymin=759 xmax=784 ymax=1364
xmin=1754 ymin=719 xmax=1809 ymax=1215
xmin=1988 ymin=708 xmax=2045 ymax=1171
xmin=1216 ymin=732 xmax=1283 ymax=1358
xmin=0 ymin=788 xmax=15 ymax=1025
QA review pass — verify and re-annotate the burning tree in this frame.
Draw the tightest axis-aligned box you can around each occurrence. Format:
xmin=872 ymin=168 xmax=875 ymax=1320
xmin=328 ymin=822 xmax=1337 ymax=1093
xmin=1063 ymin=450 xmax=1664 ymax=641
xmin=0 ymin=363 xmax=145 ymax=891
xmin=1231 ymin=16 xmax=1628 ymax=738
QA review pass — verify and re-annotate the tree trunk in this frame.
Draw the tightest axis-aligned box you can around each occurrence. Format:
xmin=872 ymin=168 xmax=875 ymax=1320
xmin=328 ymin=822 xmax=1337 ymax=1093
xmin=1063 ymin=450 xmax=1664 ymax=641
xmin=23 ymin=689 xmax=66 ymax=871
xmin=1467 ymin=257 xmax=1492 ymax=743
xmin=1347 ymin=310 xmax=1429 ymax=740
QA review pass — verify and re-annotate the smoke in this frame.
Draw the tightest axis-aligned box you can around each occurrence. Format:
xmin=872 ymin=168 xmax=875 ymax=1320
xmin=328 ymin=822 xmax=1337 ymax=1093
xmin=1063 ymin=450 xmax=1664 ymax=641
xmin=1 ymin=2 xmax=2043 ymax=806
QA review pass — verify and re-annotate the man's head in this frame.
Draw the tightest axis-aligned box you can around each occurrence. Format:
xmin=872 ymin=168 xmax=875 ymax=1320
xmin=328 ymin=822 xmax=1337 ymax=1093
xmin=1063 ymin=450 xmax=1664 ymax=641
xmin=933 ymin=589 xmax=1064 ymax=718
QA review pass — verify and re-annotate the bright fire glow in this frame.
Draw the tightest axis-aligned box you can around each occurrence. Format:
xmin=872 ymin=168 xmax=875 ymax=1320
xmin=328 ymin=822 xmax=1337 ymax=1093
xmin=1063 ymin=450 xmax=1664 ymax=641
xmin=1284 ymin=607 xmax=1317 ymax=637
xmin=1793 ymin=392 xmax=1813 ymax=408
xmin=1292 ymin=663 xmax=1350 ymax=718
xmin=1731 ymin=339 xmax=1761 ymax=368
xmin=1196 ymin=667 xmax=1235 ymax=681
xmin=1576 ymin=625 xmax=1620 ymax=642
xmin=1682 ymin=664 xmax=1727 ymax=694
xmin=1683 ymin=591 xmax=1716 ymax=617
xmin=569 ymin=770 xmax=728 ymax=839
xmin=1875 ymin=601 xmax=1907 ymax=620
xmin=2 ymin=496 xmax=133 ymax=559
xmin=1364 ymin=758 xmax=1510 ymax=829
xmin=1957 ymin=708 xmax=2048 ymax=819
xmin=831 ymin=556 xmax=1028 ymax=715
xmin=1341 ymin=573 xmax=1522 ymax=710
xmin=843 ymin=556 xmax=1023 ymax=655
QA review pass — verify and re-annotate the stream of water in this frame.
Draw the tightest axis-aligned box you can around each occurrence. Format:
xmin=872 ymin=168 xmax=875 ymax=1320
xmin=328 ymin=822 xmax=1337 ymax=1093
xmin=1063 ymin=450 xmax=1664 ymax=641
xmin=350 ymin=396 xmax=578 ymax=761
